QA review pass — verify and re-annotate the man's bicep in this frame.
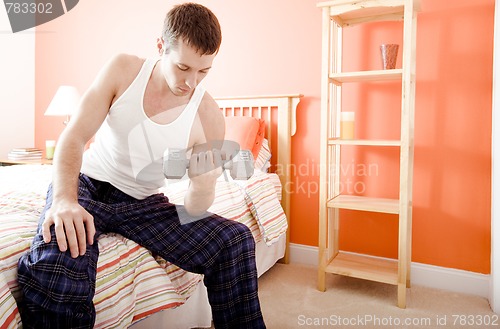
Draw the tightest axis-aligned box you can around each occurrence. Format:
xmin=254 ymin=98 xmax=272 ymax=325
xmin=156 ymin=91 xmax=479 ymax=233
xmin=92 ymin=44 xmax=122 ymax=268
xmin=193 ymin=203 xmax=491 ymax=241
xmin=200 ymin=100 xmax=226 ymax=145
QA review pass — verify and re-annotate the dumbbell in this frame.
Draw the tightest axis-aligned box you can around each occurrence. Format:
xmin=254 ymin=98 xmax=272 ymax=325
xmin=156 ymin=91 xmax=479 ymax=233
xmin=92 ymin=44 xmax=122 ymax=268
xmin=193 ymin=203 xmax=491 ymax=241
xmin=163 ymin=148 xmax=254 ymax=180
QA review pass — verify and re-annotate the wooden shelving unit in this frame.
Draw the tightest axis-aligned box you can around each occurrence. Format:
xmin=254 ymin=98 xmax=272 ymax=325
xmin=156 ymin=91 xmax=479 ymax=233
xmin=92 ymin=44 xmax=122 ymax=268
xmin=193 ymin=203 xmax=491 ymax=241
xmin=328 ymin=139 xmax=402 ymax=146
xmin=317 ymin=0 xmax=420 ymax=308
xmin=330 ymin=69 xmax=403 ymax=83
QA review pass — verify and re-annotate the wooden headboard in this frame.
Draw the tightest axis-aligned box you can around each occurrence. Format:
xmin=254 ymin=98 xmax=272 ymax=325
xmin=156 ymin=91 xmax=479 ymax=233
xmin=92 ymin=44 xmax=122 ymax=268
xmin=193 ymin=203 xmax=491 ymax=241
xmin=215 ymin=94 xmax=303 ymax=263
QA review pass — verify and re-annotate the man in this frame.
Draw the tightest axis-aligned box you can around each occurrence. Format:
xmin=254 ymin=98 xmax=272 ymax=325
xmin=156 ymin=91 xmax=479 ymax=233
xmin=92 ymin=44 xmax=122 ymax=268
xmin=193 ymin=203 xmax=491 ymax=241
xmin=17 ymin=3 xmax=266 ymax=328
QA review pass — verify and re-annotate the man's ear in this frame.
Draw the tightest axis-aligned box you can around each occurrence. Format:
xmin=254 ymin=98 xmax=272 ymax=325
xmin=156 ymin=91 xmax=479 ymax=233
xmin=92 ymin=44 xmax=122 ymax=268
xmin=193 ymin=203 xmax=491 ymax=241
xmin=157 ymin=37 xmax=164 ymax=55
xmin=157 ymin=37 xmax=174 ymax=56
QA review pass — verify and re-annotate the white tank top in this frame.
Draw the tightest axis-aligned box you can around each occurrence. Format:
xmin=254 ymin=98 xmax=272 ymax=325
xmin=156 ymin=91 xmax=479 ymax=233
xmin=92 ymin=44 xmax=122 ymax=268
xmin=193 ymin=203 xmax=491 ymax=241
xmin=81 ymin=58 xmax=205 ymax=199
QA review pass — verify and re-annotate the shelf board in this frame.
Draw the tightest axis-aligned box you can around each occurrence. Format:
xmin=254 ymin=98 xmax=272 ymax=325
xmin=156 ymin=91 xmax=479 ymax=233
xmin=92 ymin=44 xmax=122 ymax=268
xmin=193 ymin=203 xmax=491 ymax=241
xmin=330 ymin=69 xmax=402 ymax=84
xmin=324 ymin=252 xmax=399 ymax=285
xmin=317 ymin=0 xmax=422 ymax=27
xmin=328 ymin=138 xmax=401 ymax=147
xmin=327 ymin=195 xmax=400 ymax=214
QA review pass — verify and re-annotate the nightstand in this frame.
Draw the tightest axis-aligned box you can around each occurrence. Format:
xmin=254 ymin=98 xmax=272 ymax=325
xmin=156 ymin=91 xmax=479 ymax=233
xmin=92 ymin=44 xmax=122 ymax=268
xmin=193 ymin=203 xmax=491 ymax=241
xmin=0 ymin=158 xmax=53 ymax=166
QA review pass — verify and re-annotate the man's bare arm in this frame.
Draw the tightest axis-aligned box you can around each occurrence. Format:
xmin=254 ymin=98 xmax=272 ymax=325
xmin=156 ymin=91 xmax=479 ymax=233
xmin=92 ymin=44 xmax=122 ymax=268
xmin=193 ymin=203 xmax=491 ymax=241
xmin=183 ymin=95 xmax=225 ymax=216
xmin=42 ymin=54 xmax=135 ymax=257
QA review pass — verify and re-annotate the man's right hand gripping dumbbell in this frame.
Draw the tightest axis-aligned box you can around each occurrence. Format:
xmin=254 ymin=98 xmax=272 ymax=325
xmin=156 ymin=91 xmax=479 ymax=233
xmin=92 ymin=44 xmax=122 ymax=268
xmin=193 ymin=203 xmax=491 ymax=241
xmin=163 ymin=146 xmax=254 ymax=180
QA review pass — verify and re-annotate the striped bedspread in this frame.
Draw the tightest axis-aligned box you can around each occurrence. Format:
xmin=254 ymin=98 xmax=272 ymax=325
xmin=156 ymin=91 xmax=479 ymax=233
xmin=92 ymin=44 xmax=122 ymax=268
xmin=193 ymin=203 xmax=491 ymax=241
xmin=0 ymin=165 xmax=286 ymax=328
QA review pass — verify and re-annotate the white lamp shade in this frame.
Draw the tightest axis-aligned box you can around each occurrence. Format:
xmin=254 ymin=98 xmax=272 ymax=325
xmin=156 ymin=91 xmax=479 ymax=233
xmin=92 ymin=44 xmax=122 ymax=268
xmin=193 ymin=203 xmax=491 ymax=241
xmin=44 ymin=85 xmax=81 ymax=117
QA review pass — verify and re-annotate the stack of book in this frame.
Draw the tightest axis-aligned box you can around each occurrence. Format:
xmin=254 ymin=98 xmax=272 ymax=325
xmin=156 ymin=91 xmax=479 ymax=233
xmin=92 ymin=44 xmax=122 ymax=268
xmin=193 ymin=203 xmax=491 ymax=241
xmin=7 ymin=147 xmax=43 ymax=161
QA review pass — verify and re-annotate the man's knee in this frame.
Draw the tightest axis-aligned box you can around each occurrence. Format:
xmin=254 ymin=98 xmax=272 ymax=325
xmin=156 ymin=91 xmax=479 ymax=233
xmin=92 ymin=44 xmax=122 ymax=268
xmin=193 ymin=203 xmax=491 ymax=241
xmin=216 ymin=218 xmax=256 ymax=254
xmin=17 ymin=234 xmax=96 ymax=314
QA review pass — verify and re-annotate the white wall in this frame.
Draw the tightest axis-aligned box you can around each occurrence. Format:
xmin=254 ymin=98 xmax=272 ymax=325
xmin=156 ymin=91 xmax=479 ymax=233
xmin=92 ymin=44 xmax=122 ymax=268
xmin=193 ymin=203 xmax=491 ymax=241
xmin=0 ymin=9 xmax=35 ymax=156
xmin=491 ymin=0 xmax=499 ymax=314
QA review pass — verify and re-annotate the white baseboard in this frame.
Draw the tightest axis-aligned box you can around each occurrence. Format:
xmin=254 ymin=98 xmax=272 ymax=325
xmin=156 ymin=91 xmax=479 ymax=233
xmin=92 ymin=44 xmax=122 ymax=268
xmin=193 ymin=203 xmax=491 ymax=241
xmin=289 ymin=243 xmax=490 ymax=299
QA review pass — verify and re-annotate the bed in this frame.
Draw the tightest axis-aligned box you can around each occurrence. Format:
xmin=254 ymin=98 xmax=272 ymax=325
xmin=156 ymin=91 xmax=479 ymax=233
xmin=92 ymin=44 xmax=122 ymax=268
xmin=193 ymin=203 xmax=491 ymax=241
xmin=0 ymin=94 xmax=302 ymax=329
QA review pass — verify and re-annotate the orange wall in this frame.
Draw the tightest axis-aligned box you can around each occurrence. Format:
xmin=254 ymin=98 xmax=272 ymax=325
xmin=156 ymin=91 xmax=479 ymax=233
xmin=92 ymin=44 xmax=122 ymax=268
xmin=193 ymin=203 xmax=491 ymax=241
xmin=34 ymin=0 xmax=494 ymax=274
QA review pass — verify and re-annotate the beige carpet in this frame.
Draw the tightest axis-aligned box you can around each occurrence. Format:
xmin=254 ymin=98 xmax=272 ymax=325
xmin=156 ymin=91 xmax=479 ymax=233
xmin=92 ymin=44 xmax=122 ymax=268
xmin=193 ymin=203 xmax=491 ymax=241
xmin=258 ymin=263 xmax=499 ymax=329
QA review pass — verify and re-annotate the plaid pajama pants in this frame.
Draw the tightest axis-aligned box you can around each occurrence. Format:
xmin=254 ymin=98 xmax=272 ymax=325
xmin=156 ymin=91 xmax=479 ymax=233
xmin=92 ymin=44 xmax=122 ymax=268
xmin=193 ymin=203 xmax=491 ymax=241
xmin=17 ymin=173 xmax=266 ymax=329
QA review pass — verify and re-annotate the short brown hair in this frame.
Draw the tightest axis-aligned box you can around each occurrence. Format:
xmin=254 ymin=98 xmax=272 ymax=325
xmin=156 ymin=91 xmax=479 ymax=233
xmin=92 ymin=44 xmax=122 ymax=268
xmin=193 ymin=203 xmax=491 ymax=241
xmin=162 ymin=3 xmax=222 ymax=55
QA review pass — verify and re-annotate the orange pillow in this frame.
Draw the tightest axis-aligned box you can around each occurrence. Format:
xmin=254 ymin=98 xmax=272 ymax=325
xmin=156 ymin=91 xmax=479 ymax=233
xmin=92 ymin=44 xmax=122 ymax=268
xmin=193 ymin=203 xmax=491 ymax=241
xmin=224 ymin=116 xmax=266 ymax=159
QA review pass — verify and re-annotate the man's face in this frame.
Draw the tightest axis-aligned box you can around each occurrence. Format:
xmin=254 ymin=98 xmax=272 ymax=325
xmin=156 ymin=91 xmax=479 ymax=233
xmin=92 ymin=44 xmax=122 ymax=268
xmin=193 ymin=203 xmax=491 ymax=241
xmin=160 ymin=38 xmax=216 ymax=97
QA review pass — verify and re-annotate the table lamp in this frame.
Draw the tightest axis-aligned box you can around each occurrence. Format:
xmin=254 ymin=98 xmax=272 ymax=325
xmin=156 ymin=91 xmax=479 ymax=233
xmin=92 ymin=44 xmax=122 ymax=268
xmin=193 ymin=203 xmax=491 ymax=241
xmin=44 ymin=85 xmax=81 ymax=125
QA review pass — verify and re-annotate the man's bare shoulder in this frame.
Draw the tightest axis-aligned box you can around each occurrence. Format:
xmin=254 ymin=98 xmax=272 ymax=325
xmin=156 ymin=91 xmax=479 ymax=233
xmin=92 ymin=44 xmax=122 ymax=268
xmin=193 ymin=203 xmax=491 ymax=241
xmin=109 ymin=53 xmax=144 ymax=66
xmin=97 ymin=54 xmax=146 ymax=101
xmin=106 ymin=54 xmax=145 ymax=80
